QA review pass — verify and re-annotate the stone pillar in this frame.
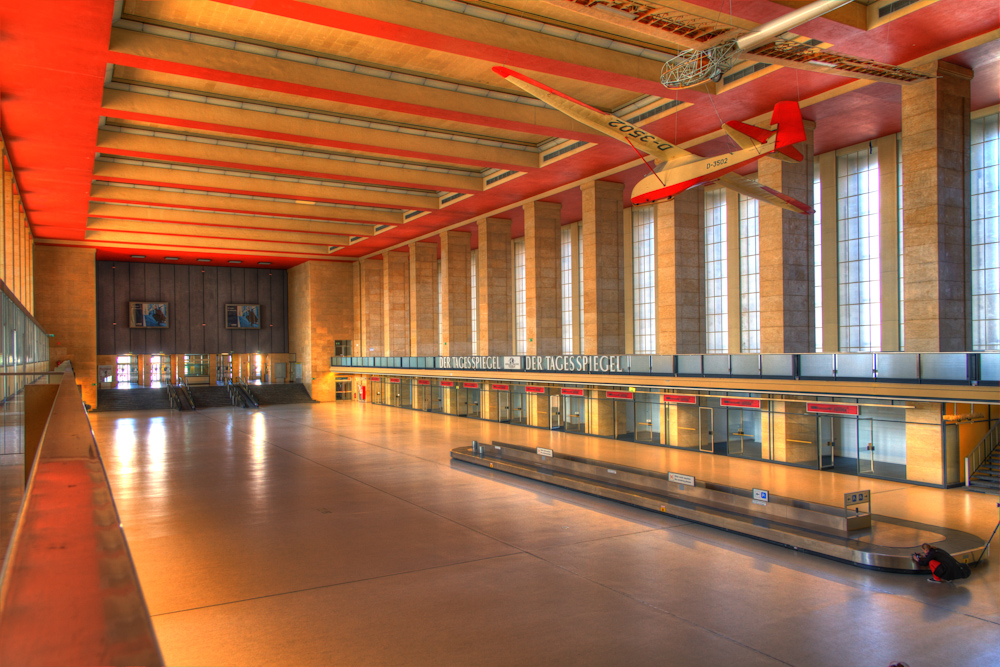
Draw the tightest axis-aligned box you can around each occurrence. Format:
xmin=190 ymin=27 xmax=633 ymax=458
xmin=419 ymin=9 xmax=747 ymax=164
xmin=360 ymin=257 xmax=383 ymax=356
xmin=757 ymin=122 xmax=815 ymax=353
xmin=12 ymin=194 xmax=21 ymax=299
xmin=352 ymin=262 xmax=362 ymax=356
xmin=819 ymin=152 xmax=839 ymax=352
xmin=655 ymin=189 xmax=704 ymax=354
xmin=902 ymin=61 xmax=972 ymax=352
xmin=476 ymin=217 xmax=512 ymax=355
xmin=523 ymin=201 xmax=562 ymax=355
xmin=408 ymin=242 xmax=438 ymax=356
xmin=440 ymin=230 xmax=472 ymax=356
xmin=581 ymin=180 xmax=625 ymax=354
xmin=3 ymin=172 xmax=13 ymax=287
xmin=382 ymin=251 xmax=409 ymax=356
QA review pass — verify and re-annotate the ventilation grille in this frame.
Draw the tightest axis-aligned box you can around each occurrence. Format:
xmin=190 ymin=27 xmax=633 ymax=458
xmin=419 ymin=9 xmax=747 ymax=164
xmin=542 ymin=141 xmax=588 ymax=163
xmin=878 ymin=0 xmax=921 ymax=18
xmin=722 ymin=61 xmax=771 ymax=86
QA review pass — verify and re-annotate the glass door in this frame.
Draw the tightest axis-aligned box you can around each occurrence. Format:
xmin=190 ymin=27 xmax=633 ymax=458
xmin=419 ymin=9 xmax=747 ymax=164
xmin=466 ymin=387 xmax=480 ymax=418
xmin=819 ymin=415 xmax=836 ymax=469
xmin=857 ymin=419 xmax=875 ymax=475
xmin=666 ymin=404 xmax=700 ymax=449
xmin=511 ymin=391 xmax=527 ymax=425
xmin=497 ymin=390 xmax=510 ymax=423
xmin=614 ymin=399 xmax=635 ymax=441
xmin=856 ymin=418 xmax=907 ymax=480
xmin=562 ymin=395 xmax=585 ymax=433
xmin=549 ymin=394 xmax=562 ymax=430
xmin=634 ymin=398 xmax=657 ymax=443
xmin=699 ymin=407 xmax=714 ymax=453
xmin=218 ymin=354 xmax=233 ymax=384
xmin=727 ymin=408 xmax=762 ymax=460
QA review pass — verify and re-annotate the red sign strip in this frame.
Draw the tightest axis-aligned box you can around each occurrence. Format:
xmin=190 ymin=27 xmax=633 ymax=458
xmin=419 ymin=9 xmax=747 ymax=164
xmin=606 ymin=391 xmax=633 ymax=400
xmin=462 ymin=382 xmax=479 ymax=389
xmin=525 ymin=386 xmax=545 ymax=393
xmin=389 ymin=378 xmax=400 ymax=383
xmin=721 ymin=398 xmax=760 ymax=409
xmin=663 ymin=394 xmax=696 ymax=404
xmin=561 ymin=388 xmax=585 ymax=396
xmin=417 ymin=379 xmax=430 ymax=386
xmin=807 ymin=403 xmax=859 ymax=415
xmin=491 ymin=384 xmax=510 ymax=391
xmin=440 ymin=381 xmax=454 ymax=387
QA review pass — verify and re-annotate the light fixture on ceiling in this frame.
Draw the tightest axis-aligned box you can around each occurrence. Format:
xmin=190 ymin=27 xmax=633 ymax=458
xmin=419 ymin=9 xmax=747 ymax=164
xmin=131 ymin=255 xmax=145 ymax=259
xmin=196 ymin=258 xmax=212 ymax=262
xmin=258 ymin=261 xmax=271 ymax=265
xmin=164 ymin=256 xmax=179 ymax=260
xmin=228 ymin=260 xmax=242 ymax=264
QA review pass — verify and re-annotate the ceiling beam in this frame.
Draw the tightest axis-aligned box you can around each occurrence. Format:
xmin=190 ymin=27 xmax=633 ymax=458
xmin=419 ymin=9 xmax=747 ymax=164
xmin=87 ymin=203 xmax=375 ymax=236
xmin=90 ymin=184 xmax=405 ymax=224
xmin=210 ymin=0 xmax=670 ymax=96
xmin=108 ymin=28 xmax=601 ymax=141
xmin=83 ymin=229 xmax=337 ymax=255
xmin=96 ymin=129 xmax=483 ymax=193
xmin=37 ymin=238 xmax=343 ymax=261
xmin=101 ymin=89 xmax=541 ymax=171
xmin=92 ymin=162 xmax=439 ymax=210
xmin=86 ymin=217 xmax=352 ymax=246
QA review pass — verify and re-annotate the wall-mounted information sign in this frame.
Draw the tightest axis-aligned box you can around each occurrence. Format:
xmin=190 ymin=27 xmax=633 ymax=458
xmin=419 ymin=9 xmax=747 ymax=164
xmin=525 ymin=385 xmax=546 ymax=393
xmin=561 ymin=388 xmax=585 ymax=396
xmin=606 ymin=391 xmax=633 ymax=400
xmin=417 ymin=379 xmax=430 ymax=385
xmin=491 ymin=384 xmax=510 ymax=391
xmin=462 ymin=382 xmax=479 ymax=389
xmin=720 ymin=397 xmax=760 ymax=409
xmin=536 ymin=447 xmax=553 ymax=457
xmin=662 ymin=394 xmax=697 ymax=404
xmin=389 ymin=378 xmax=400 ymax=384
xmin=440 ymin=381 xmax=454 ymax=387
xmin=807 ymin=403 xmax=859 ymax=416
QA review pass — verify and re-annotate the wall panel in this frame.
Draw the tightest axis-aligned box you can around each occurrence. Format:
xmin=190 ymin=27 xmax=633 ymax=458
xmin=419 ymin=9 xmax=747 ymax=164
xmin=96 ymin=261 xmax=288 ymax=354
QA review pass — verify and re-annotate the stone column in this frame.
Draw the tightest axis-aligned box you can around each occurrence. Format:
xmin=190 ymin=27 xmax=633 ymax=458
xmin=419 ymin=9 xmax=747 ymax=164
xmin=902 ymin=61 xmax=972 ymax=352
xmin=440 ymin=230 xmax=472 ymax=356
xmin=352 ymin=262 xmax=362 ymax=356
xmin=382 ymin=251 xmax=409 ymax=356
xmin=2 ymin=173 xmax=13 ymax=288
xmin=408 ymin=241 xmax=438 ymax=356
xmin=757 ymin=122 xmax=815 ymax=353
xmin=523 ymin=201 xmax=562 ymax=355
xmin=360 ymin=257 xmax=383 ymax=356
xmin=477 ymin=217 xmax=512 ymax=355
xmin=655 ymin=189 xmax=704 ymax=354
xmin=581 ymin=180 xmax=625 ymax=354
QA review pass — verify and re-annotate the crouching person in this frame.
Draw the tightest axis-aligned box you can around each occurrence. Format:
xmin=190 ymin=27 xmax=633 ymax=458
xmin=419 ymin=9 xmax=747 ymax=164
xmin=912 ymin=543 xmax=971 ymax=583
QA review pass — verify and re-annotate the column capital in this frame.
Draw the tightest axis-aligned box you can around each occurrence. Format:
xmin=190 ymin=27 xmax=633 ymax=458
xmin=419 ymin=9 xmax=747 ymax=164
xmin=914 ymin=60 xmax=973 ymax=81
xmin=580 ymin=179 xmax=624 ymax=196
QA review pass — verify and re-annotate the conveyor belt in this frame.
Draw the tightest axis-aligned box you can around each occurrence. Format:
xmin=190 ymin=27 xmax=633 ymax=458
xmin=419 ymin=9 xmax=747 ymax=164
xmin=451 ymin=442 xmax=989 ymax=572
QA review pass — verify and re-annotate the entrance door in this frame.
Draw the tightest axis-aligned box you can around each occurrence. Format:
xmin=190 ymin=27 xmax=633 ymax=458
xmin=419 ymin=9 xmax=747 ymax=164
xmin=497 ymin=391 xmax=510 ymax=423
xmin=116 ymin=355 xmax=138 ymax=387
xmin=634 ymin=399 xmax=656 ymax=442
xmin=218 ymin=355 xmax=233 ymax=384
xmin=511 ymin=392 xmax=527 ymax=425
xmin=466 ymin=388 xmax=480 ymax=418
xmin=549 ymin=395 xmax=562 ymax=430
xmin=857 ymin=419 xmax=876 ymax=475
xmin=562 ymin=395 xmax=585 ymax=433
xmin=819 ymin=415 xmax=836 ymax=469
xmin=614 ymin=400 xmax=635 ymax=441
xmin=698 ymin=407 xmax=714 ymax=452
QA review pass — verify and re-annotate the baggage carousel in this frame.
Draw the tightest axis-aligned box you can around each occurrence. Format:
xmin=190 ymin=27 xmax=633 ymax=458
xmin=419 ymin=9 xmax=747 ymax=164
xmin=452 ymin=440 xmax=990 ymax=573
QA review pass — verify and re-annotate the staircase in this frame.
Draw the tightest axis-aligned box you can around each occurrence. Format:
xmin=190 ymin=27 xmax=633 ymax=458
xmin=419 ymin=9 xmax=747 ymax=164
xmin=969 ymin=446 xmax=999 ymax=494
xmin=248 ymin=383 xmax=317 ymax=406
xmin=188 ymin=385 xmax=236 ymax=409
xmin=96 ymin=388 xmax=172 ymax=412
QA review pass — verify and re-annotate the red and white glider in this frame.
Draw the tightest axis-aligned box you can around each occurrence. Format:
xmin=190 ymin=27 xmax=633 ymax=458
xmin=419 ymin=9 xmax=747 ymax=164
xmin=494 ymin=66 xmax=813 ymax=214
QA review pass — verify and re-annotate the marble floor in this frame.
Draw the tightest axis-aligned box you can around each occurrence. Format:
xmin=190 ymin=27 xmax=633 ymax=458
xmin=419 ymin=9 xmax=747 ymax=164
xmin=91 ymin=401 xmax=1000 ymax=667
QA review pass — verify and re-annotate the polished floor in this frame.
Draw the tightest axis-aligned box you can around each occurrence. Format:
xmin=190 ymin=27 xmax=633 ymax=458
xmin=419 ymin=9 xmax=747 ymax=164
xmin=91 ymin=402 xmax=1000 ymax=667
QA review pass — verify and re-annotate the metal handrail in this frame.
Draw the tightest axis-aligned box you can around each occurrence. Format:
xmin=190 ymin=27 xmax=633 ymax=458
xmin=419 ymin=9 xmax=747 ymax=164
xmin=966 ymin=421 xmax=1000 ymax=486
xmin=165 ymin=382 xmax=178 ymax=410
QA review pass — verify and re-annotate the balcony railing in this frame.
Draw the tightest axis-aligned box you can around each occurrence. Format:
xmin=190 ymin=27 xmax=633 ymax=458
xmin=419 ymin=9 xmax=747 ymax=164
xmin=331 ymin=352 xmax=999 ymax=386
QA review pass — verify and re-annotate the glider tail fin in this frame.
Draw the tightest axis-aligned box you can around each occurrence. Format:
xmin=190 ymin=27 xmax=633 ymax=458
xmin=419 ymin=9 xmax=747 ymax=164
xmin=770 ymin=101 xmax=805 ymax=162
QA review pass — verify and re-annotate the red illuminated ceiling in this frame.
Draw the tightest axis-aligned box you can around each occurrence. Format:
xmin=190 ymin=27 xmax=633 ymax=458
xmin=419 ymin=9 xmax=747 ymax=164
xmin=1 ymin=0 xmax=997 ymax=270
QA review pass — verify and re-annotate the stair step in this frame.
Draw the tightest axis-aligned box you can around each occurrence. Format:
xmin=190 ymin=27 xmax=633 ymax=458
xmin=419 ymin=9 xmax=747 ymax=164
xmin=96 ymin=388 xmax=173 ymax=412
xmin=247 ymin=383 xmax=316 ymax=405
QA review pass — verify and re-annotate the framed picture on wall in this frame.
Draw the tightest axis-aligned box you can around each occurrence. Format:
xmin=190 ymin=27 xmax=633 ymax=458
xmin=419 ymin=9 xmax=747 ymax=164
xmin=129 ymin=302 xmax=169 ymax=328
xmin=226 ymin=303 xmax=261 ymax=329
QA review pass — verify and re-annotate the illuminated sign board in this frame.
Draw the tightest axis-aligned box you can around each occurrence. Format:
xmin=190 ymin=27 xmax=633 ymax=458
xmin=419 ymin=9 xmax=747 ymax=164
xmin=662 ymin=394 xmax=697 ymax=404
xmin=720 ymin=398 xmax=760 ymax=409
xmin=807 ymin=403 xmax=859 ymax=415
